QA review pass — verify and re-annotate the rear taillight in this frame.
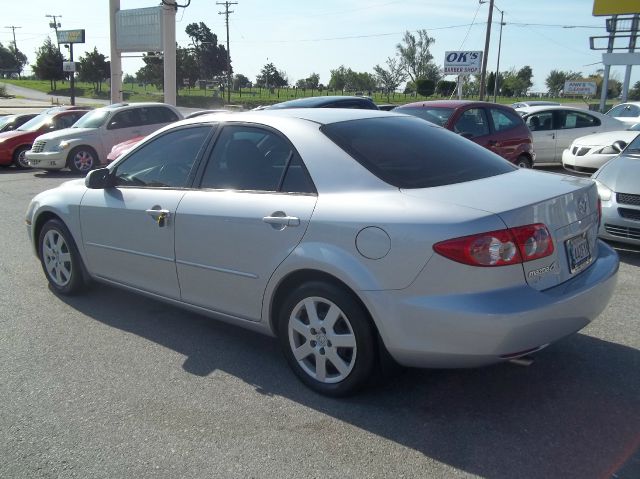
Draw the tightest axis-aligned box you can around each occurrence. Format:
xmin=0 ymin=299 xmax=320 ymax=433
xmin=434 ymin=223 xmax=554 ymax=267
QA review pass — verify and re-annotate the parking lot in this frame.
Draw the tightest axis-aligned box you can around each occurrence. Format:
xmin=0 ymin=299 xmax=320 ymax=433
xmin=1 ymin=167 xmax=639 ymax=478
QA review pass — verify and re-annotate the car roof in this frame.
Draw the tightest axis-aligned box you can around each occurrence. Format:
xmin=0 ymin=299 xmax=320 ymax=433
xmin=396 ymin=100 xmax=505 ymax=109
xmin=516 ymin=105 xmax=596 ymax=114
xmin=100 ymin=102 xmax=179 ymax=111
xmin=264 ymin=95 xmax=375 ymax=109
xmin=181 ymin=107 xmax=400 ymax=127
xmin=612 ymin=101 xmax=640 ymax=107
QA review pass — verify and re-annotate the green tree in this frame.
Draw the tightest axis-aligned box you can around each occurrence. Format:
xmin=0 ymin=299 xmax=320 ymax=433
xmin=329 ymin=66 xmax=376 ymax=92
xmin=628 ymin=80 xmax=640 ymax=100
xmin=136 ymin=52 xmax=163 ymax=88
xmin=0 ymin=42 xmax=27 ymax=77
xmin=501 ymin=68 xmax=530 ymax=97
xmin=185 ymin=22 xmax=229 ymax=80
xmin=416 ymin=78 xmax=435 ymax=97
xmin=545 ymin=69 xmax=581 ymax=96
xmin=436 ymin=80 xmax=456 ymax=96
xmin=374 ymin=57 xmax=406 ymax=100
xmin=296 ymin=72 xmax=320 ymax=90
xmin=77 ymin=47 xmax=110 ymax=93
xmin=396 ymin=30 xmax=441 ymax=83
xmin=232 ymin=73 xmax=251 ymax=90
xmin=255 ymin=62 xmax=288 ymax=88
xmin=32 ymin=37 xmax=65 ymax=90
xmin=176 ymin=45 xmax=199 ymax=88
xmin=516 ymin=65 xmax=533 ymax=93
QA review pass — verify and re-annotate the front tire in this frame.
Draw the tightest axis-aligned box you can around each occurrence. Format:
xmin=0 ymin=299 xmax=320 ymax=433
xmin=68 ymin=146 xmax=98 ymax=174
xmin=38 ymin=219 xmax=85 ymax=295
xmin=516 ymin=155 xmax=532 ymax=168
xmin=278 ymin=281 xmax=377 ymax=396
xmin=12 ymin=145 xmax=31 ymax=169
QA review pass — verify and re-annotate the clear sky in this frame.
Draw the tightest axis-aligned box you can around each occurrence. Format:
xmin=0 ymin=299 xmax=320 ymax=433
xmin=2 ymin=0 xmax=637 ymax=92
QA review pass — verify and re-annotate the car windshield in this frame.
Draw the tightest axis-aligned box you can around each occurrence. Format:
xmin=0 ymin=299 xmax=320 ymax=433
xmin=72 ymin=110 xmax=110 ymax=128
xmin=627 ymin=123 xmax=640 ymax=131
xmin=623 ymin=132 xmax=640 ymax=153
xmin=321 ymin=116 xmax=515 ymax=189
xmin=17 ymin=114 xmax=53 ymax=132
xmin=0 ymin=116 xmax=12 ymax=129
xmin=395 ymin=107 xmax=455 ymax=127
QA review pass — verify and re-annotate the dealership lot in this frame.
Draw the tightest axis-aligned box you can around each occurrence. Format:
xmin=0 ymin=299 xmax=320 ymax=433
xmin=1 ymin=169 xmax=638 ymax=478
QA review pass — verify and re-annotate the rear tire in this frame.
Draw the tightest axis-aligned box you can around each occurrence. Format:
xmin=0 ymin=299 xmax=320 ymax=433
xmin=12 ymin=145 xmax=31 ymax=169
xmin=516 ymin=155 xmax=532 ymax=168
xmin=38 ymin=219 xmax=86 ymax=295
xmin=68 ymin=146 xmax=98 ymax=174
xmin=277 ymin=281 xmax=377 ymax=396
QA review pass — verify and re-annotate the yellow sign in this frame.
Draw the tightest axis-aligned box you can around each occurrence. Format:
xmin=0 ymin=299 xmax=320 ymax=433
xmin=593 ymin=0 xmax=640 ymax=16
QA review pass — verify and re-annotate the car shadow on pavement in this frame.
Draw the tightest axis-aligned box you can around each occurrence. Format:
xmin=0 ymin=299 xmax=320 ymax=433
xmin=56 ymin=284 xmax=640 ymax=479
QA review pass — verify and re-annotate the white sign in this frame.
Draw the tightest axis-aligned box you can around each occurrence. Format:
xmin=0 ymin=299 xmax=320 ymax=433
xmin=602 ymin=52 xmax=640 ymax=66
xmin=564 ymin=81 xmax=597 ymax=96
xmin=63 ymin=62 xmax=77 ymax=72
xmin=116 ymin=7 xmax=163 ymax=52
xmin=444 ymin=51 xmax=483 ymax=75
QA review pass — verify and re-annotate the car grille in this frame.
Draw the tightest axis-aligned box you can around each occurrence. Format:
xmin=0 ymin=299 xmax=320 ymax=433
xmin=617 ymin=192 xmax=640 ymax=206
xmin=618 ymin=208 xmax=640 ymax=221
xmin=572 ymin=146 xmax=590 ymax=156
xmin=605 ymin=223 xmax=640 ymax=240
xmin=31 ymin=140 xmax=46 ymax=153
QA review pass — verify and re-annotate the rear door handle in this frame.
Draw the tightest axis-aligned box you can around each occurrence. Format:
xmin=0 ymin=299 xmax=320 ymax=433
xmin=263 ymin=214 xmax=300 ymax=227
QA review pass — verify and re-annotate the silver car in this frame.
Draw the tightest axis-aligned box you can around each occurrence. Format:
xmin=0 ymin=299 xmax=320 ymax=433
xmin=26 ymin=109 xmax=619 ymax=396
xmin=593 ymin=134 xmax=640 ymax=246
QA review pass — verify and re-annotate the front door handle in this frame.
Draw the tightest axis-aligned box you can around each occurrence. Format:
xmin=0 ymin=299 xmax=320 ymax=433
xmin=263 ymin=212 xmax=300 ymax=228
xmin=146 ymin=208 xmax=171 ymax=227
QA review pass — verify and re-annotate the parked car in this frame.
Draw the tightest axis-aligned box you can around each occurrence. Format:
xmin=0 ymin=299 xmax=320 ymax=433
xmin=27 ymin=109 xmax=618 ymax=396
xmin=0 ymin=113 xmax=38 ymax=133
xmin=394 ymin=100 xmax=535 ymax=167
xmin=0 ymin=109 xmax=89 ymax=168
xmin=604 ymin=101 xmax=640 ymax=126
xmin=26 ymin=102 xmax=182 ymax=174
xmin=106 ymin=136 xmax=144 ymax=163
xmin=511 ymin=100 xmax=560 ymax=110
xmin=376 ymin=104 xmax=397 ymax=111
xmin=185 ymin=109 xmax=230 ymax=119
xmin=562 ymin=123 xmax=640 ymax=174
xmin=255 ymin=95 xmax=379 ymax=111
xmin=592 ymin=134 xmax=640 ymax=246
xmin=518 ymin=106 xmax=626 ymax=164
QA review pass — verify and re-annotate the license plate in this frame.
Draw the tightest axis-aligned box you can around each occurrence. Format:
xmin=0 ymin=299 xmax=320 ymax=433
xmin=566 ymin=233 xmax=591 ymax=274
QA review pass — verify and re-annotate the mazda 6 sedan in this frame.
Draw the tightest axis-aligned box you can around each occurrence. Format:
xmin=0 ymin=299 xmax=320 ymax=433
xmin=26 ymin=109 xmax=619 ymax=396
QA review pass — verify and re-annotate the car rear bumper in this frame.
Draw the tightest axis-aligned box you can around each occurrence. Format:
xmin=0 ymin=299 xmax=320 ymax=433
xmin=361 ymin=240 xmax=619 ymax=368
xmin=26 ymin=150 xmax=67 ymax=170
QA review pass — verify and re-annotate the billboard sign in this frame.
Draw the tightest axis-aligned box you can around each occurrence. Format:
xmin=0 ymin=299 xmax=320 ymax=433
xmin=444 ymin=51 xmax=483 ymax=75
xmin=593 ymin=0 xmax=640 ymax=16
xmin=116 ymin=7 xmax=163 ymax=52
xmin=564 ymin=81 xmax=597 ymax=96
xmin=56 ymin=29 xmax=85 ymax=44
xmin=62 ymin=62 xmax=77 ymax=72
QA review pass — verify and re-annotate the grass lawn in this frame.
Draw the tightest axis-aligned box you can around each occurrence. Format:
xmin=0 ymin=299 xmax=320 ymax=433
xmin=1 ymin=78 xmax=599 ymax=110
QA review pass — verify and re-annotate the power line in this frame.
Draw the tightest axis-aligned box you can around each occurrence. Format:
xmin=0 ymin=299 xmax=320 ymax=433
xmin=218 ymin=1 xmax=237 ymax=103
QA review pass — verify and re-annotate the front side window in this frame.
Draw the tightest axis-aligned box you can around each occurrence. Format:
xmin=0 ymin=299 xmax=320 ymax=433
xmin=490 ymin=108 xmax=522 ymax=132
xmin=453 ymin=108 xmax=490 ymax=137
xmin=108 ymin=109 xmax=141 ymax=130
xmin=200 ymin=125 xmax=315 ymax=193
xmin=321 ymin=116 xmax=514 ymax=189
xmin=112 ymin=126 xmax=211 ymax=188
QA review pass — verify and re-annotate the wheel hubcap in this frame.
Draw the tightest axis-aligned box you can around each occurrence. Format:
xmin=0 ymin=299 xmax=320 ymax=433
xmin=18 ymin=150 xmax=29 ymax=167
xmin=74 ymin=151 xmax=94 ymax=171
xmin=288 ymin=297 xmax=357 ymax=384
xmin=42 ymin=230 xmax=72 ymax=287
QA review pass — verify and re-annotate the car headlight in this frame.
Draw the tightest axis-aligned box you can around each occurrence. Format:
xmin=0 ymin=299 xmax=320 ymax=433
xmin=595 ymin=180 xmax=613 ymax=201
xmin=57 ymin=140 xmax=71 ymax=151
xmin=0 ymin=138 xmax=6 ymax=144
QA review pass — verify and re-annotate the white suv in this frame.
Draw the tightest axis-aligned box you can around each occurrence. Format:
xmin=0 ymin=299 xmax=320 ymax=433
xmin=26 ymin=102 xmax=182 ymax=173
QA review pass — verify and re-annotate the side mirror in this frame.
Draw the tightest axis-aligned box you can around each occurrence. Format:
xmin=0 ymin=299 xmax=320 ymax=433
xmin=85 ymin=168 xmax=113 ymax=189
xmin=612 ymin=140 xmax=627 ymax=153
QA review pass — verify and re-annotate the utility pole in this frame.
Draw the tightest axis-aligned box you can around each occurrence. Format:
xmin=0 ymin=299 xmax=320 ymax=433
xmin=479 ymin=0 xmax=494 ymax=101
xmin=217 ymin=1 xmax=237 ymax=103
xmin=4 ymin=25 xmax=22 ymax=78
xmin=493 ymin=7 xmax=505 ymax=103
xmin=45 ymin=14 xmax=62 ymax=51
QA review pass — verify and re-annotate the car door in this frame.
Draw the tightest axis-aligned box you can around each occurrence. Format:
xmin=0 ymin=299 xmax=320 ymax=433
xmin=525 ymin=111 xmax=556 ymax=162
xmin=554 ymin=110 xmax=602 ymax=162
xmin=487 ymin=107 xmax=527 ymax=161
xmin=174 ymin=124 xmax=318 ymax=321
xmin=451 ymin=107 xmax=494 ymax=152
xmin=79 ymin=125 xmax=212 ymax=298
xmin=101 ymin=109 xmax=145 ymax=158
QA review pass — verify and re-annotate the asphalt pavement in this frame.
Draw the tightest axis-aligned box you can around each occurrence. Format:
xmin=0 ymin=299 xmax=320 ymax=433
xmin=0 ymin=169 xmax=638 ymax=478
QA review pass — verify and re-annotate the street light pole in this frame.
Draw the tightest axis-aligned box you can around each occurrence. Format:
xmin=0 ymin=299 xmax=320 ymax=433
xmin=493 ymin=8 xmax=505 ymax=103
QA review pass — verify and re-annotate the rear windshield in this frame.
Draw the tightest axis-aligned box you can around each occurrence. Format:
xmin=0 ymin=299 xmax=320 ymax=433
xmin=395 ymin=107 xmax=454 ymax=126
xmin=321 ymin=116 xmax=515 ymax=189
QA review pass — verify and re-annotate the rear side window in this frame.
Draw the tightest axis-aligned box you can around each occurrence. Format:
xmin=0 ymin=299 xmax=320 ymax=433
xmin=321 ymin=116 xmax=515 ymax=189
xmin=142 ymin=106 xmax=180 ymax=125
xmin=490 ymin=108 xmax=523 ymax=132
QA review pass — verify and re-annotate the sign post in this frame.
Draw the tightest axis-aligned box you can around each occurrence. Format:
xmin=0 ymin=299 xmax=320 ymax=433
xmin=56 ymin=29 xmax=85 ymax=106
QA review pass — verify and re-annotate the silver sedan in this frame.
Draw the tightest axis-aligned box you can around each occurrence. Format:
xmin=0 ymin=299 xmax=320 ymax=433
xmin=26 ymin=109 xmax=619 ymax=396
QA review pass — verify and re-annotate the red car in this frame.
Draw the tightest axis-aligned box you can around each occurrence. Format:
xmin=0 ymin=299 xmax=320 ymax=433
xmin=106 ymin=135 xmax=144 ymax=163
xmin=0 ymin=109 xmax=89 ymax=169
xmin=394 ymin=100 xmax=535 ymax=168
